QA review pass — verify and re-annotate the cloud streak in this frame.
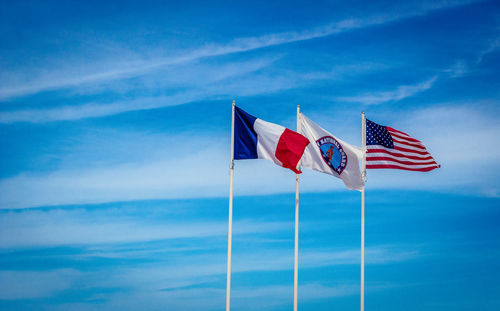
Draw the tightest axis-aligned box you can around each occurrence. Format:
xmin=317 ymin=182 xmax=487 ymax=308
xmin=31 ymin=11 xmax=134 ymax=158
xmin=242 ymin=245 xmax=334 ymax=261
xmin=0 ymin=0 xmax=479 ymax=101
xmin=476 ymin=36 xmax=500 ymax=64
xmin=337 ymin=76 xmax=438 ymax=105
xmin=1 ymin=103 xmax=499 ymax=209
xmin=0 ymin=269 xmax=80 ymax=300
xmin=443 ymin=35 xmax=500 ymax=78
xmin=0 ymin=61 xmax=383 ymax=123
xmin=0 ymin=216 xmax=288 ymax=250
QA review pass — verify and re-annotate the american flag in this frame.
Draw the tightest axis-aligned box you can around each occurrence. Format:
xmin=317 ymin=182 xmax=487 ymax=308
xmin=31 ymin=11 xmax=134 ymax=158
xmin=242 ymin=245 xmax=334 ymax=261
xmin=366 ymin=119 xmax=440 ymax=172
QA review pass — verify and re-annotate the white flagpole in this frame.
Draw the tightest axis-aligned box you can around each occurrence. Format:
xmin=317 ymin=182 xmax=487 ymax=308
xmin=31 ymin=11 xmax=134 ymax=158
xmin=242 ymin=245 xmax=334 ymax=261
xmin=226 ymin=100 xmax=235 ymax=311
xmin=361 ymin=111 xmax=367 ymax=311
xmin=293 ymin=104 xmax=301 ymax=311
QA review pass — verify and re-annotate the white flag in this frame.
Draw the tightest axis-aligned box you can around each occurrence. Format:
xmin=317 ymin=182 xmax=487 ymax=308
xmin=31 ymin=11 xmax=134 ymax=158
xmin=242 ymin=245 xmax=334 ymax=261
xmin=300 ymin=113 xmax=364 ymax=191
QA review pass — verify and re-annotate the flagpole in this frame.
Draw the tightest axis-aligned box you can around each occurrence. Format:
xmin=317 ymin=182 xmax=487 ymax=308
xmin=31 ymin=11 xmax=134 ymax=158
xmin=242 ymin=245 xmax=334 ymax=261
xmin=293 ymin=104 xmax=301 ymax=311
xmin=361 ymin=111 xmax=367 ymax=311
xmin=226 ymin=100 xmax=235 ymax=311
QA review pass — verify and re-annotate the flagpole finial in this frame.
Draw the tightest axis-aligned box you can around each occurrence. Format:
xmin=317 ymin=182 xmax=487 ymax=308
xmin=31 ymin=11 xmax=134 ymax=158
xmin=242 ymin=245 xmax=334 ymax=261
xmin=232 ymin=99 xmax=235 ymax=106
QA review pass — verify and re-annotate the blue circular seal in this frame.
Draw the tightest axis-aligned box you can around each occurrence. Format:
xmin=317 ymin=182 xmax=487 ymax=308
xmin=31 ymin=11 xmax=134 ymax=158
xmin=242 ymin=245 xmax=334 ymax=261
xmin=316 ymin=136 xmax=348 ymax=175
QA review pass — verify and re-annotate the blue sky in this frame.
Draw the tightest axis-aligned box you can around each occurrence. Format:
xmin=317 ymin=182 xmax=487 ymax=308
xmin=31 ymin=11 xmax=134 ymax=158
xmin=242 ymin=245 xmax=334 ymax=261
xmin=0 ymin=0 xmax=499 ymax=310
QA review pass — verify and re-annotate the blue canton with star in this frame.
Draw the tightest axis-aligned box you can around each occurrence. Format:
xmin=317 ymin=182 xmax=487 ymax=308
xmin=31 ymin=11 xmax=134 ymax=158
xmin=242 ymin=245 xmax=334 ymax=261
xmin=366 ymin=119 xmax=394 ymax=148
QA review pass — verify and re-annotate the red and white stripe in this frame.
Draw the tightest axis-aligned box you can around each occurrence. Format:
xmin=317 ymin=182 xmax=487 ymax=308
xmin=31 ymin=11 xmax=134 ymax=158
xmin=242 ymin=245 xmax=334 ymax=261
xmin=366 ymin=127 xmax=440 ymax=172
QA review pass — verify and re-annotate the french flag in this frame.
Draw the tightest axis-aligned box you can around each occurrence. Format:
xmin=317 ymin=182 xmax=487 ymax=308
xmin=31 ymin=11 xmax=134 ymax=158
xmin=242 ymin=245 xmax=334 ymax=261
xmin=234 ymin=106 xmax=310 ymax=174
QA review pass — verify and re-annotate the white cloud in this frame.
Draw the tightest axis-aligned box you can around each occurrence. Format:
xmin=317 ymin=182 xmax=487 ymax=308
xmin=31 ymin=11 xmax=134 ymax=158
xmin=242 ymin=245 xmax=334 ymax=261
xmin=75 ymin=245 xmax=412 ymax=311
xmin=68 ymin=244 xmax=414 ymax=311
xmin=44 ymin=283 xmax=353 ymax=311
xmin=0 ymin=148 xmax=225 ymax=209
xmin=0 ymin=0 xmax=480 ymax=101
xmin=0 ymin=93 xmax=200 ymax=123
xmin=0 ymin=103 xmax=498 ymax=210
xmin=443 ymin=60 xmax=469 ymax=78
xmin=0 ymin=207 xmax=290 ymax=248
xmin=0 ymin=269 xmax=80 ymax=300
xmin=0 ymin=198 xmax=416 ymax=304
xmin=0 ymin=61 xmax=385 ymax=124
xmin=337 ymin=76 xmax=438 ymax=105
xmin=0 ymin=57 xmax=280 ymax=123
xmin=442 ymin=36 xmax=500 ymax=78
xmin=98 ymin=245 xmax=417 ymax=286
xmin=476 ymin=36 xmax=500 ymax=64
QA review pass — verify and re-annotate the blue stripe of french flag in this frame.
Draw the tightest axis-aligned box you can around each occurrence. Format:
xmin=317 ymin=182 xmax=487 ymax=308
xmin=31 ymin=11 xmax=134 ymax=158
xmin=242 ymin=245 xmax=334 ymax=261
xmin=233 ymin=106 xmax=310 ymax=174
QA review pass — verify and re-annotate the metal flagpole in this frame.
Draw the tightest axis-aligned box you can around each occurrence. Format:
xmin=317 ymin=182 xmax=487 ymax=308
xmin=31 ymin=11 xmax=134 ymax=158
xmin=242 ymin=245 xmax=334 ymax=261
xmin=361 ymin=111 xmax=367 ymax=311
xmin=293 ymin=104 xmax=301 ymax=311
xmin=226 ymin=100 xmax=235 ymax=311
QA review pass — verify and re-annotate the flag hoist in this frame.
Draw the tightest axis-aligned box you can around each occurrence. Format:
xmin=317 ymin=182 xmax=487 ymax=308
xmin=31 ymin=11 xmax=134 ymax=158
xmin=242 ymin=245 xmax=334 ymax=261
xmin=293 ymin=104 xmax=301 ymax=311
xmin=226 ymin=101 xmax=235 ymax=311
xmin=360 ymin=112 xmax=439 ymax=311
xmin=361 ymin=111 xmax=366 ymax=311
xmin=297 ymin=109 xmax=365 ymax=310
xmin=226 ymin=101 xmax=310 ymax=311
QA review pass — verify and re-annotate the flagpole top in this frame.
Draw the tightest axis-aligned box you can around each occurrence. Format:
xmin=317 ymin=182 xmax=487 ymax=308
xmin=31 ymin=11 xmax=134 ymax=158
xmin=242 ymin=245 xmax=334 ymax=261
xmin=232 ymin=99 xmax=235 ymax=106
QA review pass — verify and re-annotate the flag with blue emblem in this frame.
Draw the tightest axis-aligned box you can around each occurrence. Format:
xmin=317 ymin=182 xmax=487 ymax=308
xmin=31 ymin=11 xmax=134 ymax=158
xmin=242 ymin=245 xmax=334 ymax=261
xmin=366 ymin=119 xmax=440 ymax=172
xmin=300 ymin=113 xmax=364 ymax=191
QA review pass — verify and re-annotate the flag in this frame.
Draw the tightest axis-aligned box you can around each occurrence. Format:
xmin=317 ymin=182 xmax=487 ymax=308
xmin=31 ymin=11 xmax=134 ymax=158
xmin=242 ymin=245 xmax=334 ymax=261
xmin=300 ymin=113 xmax=364 ymax=191
xmin=234 ymin=106 xmax=310 ymax=174
xmin=366 ymin=119 xmax=440 ymax=172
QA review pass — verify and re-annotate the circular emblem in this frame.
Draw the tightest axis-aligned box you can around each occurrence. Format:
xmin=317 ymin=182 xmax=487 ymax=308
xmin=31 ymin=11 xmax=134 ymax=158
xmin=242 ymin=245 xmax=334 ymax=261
xmin=316 ymin=136 xmax=348 ymax=175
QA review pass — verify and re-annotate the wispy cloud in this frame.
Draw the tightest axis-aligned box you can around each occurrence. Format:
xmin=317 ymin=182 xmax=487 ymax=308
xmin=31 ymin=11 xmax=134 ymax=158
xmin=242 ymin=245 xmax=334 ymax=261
xmin=443 ymin=35 xmax=500 ymax=78
xmin=1 ymin=103 xmax=499 ymax=210
xmin=0 ymin=93 xmax=200 ymax=124
xmin=81 ymin=246 xmax=412 ymax=310
xmin=336 ymin=30 xmax=498 ymax=105
xmin=476 ymin=36 xmax=500 ymax=64
xmin=90 ymin=245 xmax=417 ymax=291
xmin=0 ymin=195 xmax=421 ymax=304
xmin=0 ymin=62 xmax=383 ymax=124
xmin=0 ymin=0 xmax=480 ymax=101
xmin=443 ymin=60 xmax=469 ymax=78
xmin=0 ymin=269 xmax=80 ymax=300
xmin=0 ymin=205 xmax=417 ymax=304
xmin=337 ymin=76 xmax=438 ymax=105
xmin=0 ymin=205 xmax=290 ymax=248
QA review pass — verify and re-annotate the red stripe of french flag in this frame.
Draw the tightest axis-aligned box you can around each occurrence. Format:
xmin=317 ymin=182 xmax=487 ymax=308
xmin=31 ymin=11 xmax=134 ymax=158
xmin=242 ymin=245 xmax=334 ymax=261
xmin=253 ymin=118 xmax=310 ymax=174
xmin=275 ymin=128 xmax=310 ymax=173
